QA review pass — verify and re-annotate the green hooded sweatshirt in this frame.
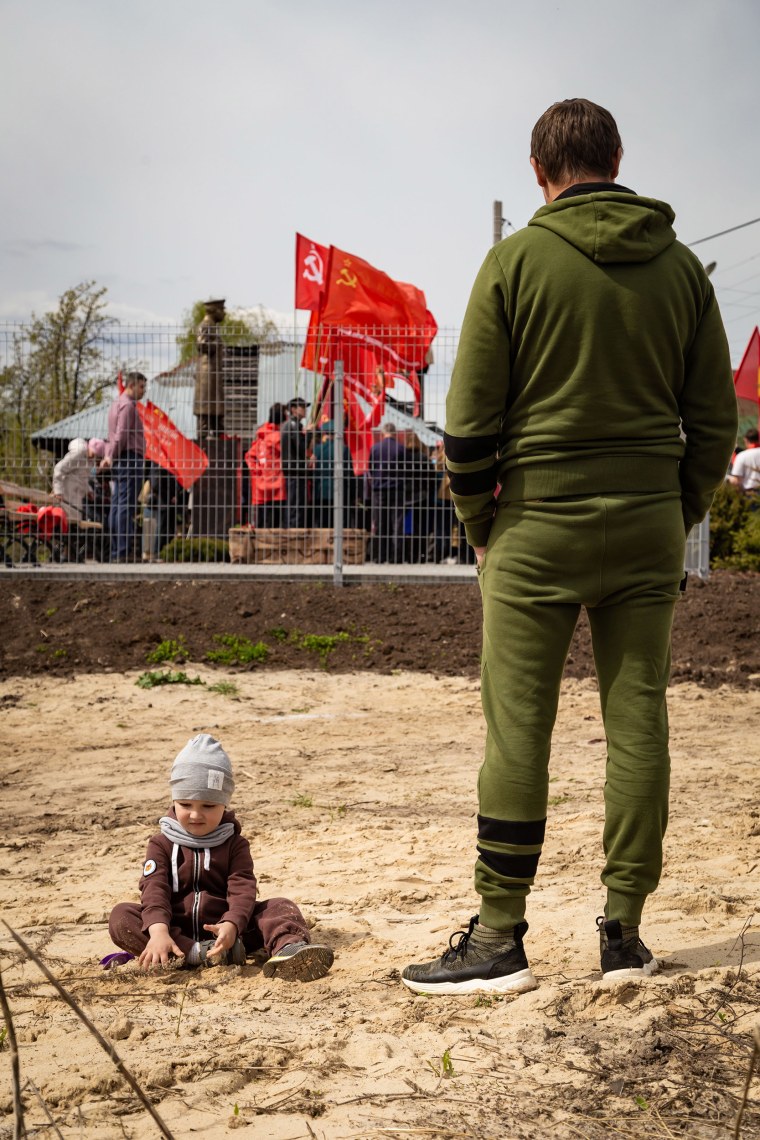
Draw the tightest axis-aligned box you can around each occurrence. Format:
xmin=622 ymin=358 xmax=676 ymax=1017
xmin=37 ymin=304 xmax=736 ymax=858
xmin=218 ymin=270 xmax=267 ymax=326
xmin=444 ymin=190 xmax=738 ymax=546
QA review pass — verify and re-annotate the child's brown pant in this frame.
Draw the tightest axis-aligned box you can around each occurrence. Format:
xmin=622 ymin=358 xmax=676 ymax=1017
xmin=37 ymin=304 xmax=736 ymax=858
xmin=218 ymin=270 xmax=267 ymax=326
xmin=109 ymin=896 xmax=310 ymax=958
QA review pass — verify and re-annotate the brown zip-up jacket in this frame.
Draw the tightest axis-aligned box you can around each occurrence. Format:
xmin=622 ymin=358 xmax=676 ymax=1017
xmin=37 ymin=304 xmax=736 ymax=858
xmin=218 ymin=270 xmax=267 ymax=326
xmin=138 ymin=809 xmax=257 ymax=941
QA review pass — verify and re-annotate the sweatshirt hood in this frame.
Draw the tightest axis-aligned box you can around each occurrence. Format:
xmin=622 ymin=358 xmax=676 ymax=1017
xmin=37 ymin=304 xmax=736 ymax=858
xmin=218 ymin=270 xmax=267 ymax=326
xmin=528 ymin=192 xmax=676 ymax=264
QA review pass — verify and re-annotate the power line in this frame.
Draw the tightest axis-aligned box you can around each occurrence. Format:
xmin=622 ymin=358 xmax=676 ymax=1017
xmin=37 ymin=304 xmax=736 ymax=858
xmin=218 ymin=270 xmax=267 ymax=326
xmin=688 ymin=217 xmax=760 ymax=247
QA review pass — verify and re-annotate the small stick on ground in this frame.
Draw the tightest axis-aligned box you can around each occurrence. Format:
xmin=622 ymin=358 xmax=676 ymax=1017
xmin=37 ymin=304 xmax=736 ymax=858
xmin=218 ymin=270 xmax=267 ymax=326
xmin=734 ymin=1024 xmax=760 ymax=1140
xmin=23 ymin=1079 xmax=64 ymax=1140
xmin=0 ymin=963 xmax=26 ymax=1140
xmin=175 ymin=978 xmax=190 ymax=1038
xmin=2 ymin=922 xmax=176 ymax=1140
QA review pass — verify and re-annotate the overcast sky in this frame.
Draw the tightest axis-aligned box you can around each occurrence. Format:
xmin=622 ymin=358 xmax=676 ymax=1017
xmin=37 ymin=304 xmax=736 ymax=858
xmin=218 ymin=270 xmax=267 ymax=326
xmin=2 ymin=0 xmax=759 ymax=368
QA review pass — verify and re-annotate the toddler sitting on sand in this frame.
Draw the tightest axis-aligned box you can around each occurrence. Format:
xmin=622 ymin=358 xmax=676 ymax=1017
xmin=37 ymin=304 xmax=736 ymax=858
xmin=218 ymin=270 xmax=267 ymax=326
xmin=108 ymin=733 xmax=333 ymax=981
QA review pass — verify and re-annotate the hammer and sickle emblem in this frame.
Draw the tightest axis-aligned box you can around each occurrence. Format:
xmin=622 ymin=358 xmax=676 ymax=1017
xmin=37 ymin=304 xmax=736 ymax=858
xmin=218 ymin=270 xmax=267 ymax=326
xmin=336 ymin=259 xmax=358 ymax=288
xmin=303 ymin=245 xmax=324 ymax=286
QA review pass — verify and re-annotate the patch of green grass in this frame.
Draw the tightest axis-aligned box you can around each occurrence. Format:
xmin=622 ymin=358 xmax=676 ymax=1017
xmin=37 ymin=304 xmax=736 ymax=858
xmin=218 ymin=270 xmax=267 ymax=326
xmin=427 ymin=1049 xmax=456 ymax=1078
xmin=147 ymin=636 xmax=188 ymax=665
xmin=135 ymin=670 xmax=206 ymax=689
xmin=51 ymin=648 xmax=67 ymax=659
xmin=291 ymin=792 xmax=313 ymax=808
xmin=548 ymin=794 xmax=569 ymax=807
xmin=267 ymin=627 xmax=289 ymax=642
xmin=300 ymin=632 xmax=350 ymax=664
xmin=208 ymin=680 xmax=240 ymax=698
xmin=206 ymin=635 xmax=269 ymax=666
xmin=45 ymin=607 xmax=57 ymax=617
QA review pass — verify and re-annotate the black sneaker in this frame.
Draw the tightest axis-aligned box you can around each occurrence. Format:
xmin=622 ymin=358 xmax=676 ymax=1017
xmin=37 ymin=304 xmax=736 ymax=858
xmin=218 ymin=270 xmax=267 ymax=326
xmin=597 ymin=917 xmax=658 ymax=981
xmin=401 ymin=916 xmax=538 ymax=996
xmin=262 ymin=941 xmax=334 ymax=981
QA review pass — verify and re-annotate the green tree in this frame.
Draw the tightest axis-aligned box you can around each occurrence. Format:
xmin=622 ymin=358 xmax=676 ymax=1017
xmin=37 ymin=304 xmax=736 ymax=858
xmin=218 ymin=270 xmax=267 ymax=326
xmin=0 ymin=280 xmax=115 ymax=484
xmin=175 ymin=302 xmax=279 ymax=363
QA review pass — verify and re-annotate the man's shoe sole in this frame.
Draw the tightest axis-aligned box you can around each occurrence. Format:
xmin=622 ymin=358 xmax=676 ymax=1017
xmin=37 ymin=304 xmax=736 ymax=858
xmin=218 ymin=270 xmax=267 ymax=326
xmin=401 ymin=967 xmax=538 ymax=996
xmin=262 ymin=945 xmax=334 ymax=982
xmin=602 ymin=958 xmax=658 ymax=982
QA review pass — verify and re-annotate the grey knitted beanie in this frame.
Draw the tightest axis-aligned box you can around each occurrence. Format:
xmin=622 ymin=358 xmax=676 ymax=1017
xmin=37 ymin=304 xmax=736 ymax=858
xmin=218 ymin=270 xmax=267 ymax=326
xmin=169 ymin=734 xmax=235 ymax=804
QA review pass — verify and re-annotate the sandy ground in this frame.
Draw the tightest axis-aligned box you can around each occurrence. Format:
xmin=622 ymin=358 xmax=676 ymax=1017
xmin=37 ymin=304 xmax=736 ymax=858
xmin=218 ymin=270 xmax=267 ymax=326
xmin=1 ymin=667 xmax=759 ymax=1139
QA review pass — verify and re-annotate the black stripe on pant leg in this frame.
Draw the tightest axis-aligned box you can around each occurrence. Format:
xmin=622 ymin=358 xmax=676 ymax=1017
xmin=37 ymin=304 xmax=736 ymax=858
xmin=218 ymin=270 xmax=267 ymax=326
xmin=477 ymin=847 xmax=541 ymax=880
xmin=478 ymin=815 xmax=546 ymax=846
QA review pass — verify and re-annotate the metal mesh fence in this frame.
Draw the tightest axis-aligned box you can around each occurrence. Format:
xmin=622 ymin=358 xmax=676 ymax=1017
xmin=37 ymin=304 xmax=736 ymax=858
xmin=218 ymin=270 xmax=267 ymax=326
xmin=1 ymin=319 xmax=711 ymax=577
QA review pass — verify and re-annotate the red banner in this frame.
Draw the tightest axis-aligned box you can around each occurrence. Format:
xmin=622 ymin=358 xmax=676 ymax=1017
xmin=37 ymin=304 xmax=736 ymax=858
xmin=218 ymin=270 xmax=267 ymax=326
xmin=734 ymin=327 xmax=760 ymax=404
xmin=301 ymin=315 xmax=425 ymax=412
xmin=137 ymin=401 xmax=208 ymax=490
xmin=295 ymin=233 xmax=329 ymax=311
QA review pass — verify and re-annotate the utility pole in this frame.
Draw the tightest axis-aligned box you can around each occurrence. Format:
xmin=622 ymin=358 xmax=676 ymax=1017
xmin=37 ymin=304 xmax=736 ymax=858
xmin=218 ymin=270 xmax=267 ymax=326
xmin=493 ymin=201 xmax=504 ymax=246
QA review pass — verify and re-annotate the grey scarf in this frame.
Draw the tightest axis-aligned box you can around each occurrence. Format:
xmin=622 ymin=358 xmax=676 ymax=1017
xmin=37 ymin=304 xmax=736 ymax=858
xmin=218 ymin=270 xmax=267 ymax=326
xmin=159 ymin=816 xmax=235 ymax=849
xmin=159 ymin=816 xmax=236 ymax=893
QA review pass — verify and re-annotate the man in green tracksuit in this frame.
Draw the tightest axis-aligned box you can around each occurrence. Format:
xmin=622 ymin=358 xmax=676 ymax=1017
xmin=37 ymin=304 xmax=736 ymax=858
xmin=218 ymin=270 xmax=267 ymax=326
xmin=402 ymin=99 xmax=737 ymax=995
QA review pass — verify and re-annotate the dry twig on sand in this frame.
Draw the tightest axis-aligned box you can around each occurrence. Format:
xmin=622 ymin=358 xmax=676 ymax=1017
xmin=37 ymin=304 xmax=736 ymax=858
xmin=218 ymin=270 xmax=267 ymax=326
xmin=733 ymin=1024 xmax=760 ymax=1139
xmin=0 ymin=964 xmax=25 ymax=1140
xmin=2 ymin=921 xmax=177 ymax=1140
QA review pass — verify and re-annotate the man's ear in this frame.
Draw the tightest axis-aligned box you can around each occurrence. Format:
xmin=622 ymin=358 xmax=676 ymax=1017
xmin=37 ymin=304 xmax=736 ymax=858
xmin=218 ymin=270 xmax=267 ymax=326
xmin=530 ymin=156 xmax=548 ymax=189
xmin=610 ymin=146 xmax=622 ymax=181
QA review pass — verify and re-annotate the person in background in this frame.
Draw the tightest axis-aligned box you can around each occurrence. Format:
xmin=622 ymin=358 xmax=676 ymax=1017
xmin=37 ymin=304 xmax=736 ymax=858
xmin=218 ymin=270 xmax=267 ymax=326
xmin=311 ymin=419 xmax=356 ymax=528
xmin=400 ymin=431 xmax=436 ymax=562
xmin=429 ymin=441 xmax=456 ymax=563
xmin=402 ymin=97 xmax=737 ymax=996
xmin=140 ymin=461 xmax=185 ymax=562
xmin=102 ymin=372 xmax=147 ymax=562
xmin=728 ymin=428 xmax=760 ymax=497
xmin=367 ymin=423 xmax=407 ymax=563
xmin=280 ymin=397 xmax=310 ymax=528
xmin=53 ymin=438 xmax=107 ymax=524
xmin=245 ymin=403 xmax=287 ymax=528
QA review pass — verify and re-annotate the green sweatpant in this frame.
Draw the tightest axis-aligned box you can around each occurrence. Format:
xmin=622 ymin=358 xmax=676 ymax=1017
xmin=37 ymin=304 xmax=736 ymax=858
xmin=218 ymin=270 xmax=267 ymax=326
xmin=476 ymin=491 xmax=686 ymax=930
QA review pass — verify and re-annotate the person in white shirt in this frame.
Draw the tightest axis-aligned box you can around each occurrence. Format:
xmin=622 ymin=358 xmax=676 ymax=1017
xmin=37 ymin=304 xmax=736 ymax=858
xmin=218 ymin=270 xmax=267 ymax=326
xmin=729 ymin=428 xmax=760 ymax=495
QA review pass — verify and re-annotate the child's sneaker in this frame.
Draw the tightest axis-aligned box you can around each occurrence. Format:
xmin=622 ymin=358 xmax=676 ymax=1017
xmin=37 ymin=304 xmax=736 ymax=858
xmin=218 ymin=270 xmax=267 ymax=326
xmin=597 ymin=916 xmax=657 ymax=981
xmin=262 ymin=941 xmax=334 ymax=981
xmin=192 ymin=937 xmax=247 ymax=967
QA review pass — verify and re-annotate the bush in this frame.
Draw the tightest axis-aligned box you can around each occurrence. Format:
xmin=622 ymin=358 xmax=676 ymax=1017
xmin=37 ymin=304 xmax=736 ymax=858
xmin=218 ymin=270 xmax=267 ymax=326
xmin=725 ymin=511 xmax=760 ymax=570
xmin=160 ymin=537 xmax=230 ymax=563
xmin=710 ymin=481 xmax=759 ymax=569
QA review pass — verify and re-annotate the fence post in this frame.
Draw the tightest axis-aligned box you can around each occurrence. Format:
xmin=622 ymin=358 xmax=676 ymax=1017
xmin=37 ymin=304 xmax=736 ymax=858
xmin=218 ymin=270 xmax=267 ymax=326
xmin=333 ymin=361 xmax=344 ymax=587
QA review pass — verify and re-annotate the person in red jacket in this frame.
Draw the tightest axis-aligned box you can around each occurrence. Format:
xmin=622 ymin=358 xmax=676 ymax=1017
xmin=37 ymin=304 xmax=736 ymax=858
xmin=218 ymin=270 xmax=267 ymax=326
xmin=108 ymin=734 xmax=333 ymax=980
xmin=245 ymin=403 xmax=287 ymax=527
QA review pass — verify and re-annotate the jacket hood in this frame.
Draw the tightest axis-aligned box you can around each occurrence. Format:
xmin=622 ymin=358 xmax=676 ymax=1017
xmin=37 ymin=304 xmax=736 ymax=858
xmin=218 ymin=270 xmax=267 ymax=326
xmin=528 ymin=192 xmax=676 ymax=264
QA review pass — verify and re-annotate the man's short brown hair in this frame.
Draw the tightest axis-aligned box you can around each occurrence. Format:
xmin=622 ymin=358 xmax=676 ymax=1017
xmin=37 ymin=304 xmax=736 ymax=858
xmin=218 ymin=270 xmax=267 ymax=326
xmin=530 ymin=98 xmax=622 ymax=185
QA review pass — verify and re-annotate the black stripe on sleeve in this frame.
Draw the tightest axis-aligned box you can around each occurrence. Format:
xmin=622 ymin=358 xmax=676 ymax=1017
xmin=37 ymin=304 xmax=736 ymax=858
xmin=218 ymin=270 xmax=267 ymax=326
xmin=477 ymin=847 xmax=541 ymax=880
xmin=447 ymin=465 xmax=498 ymax=496
xmin=477 ymin=815 xmax=547 ymax=846
xmin=443 ymin=432 xmax=499 ymax=464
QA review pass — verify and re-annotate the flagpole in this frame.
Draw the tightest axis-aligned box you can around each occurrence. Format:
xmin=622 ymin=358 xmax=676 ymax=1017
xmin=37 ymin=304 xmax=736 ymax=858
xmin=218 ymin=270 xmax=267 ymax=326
xmin=333 ymin=360 xmax=344 ymax=588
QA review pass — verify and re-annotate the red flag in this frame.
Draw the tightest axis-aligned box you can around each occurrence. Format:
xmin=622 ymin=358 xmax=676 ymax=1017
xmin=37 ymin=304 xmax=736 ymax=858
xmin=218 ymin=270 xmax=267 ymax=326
xmin=316 ymin=245 xmax=436 ymax=366
xmin=295 ymin=234 xmax=329 ymax=310
xmin=734 ymin=327 xmax=760 ymax=404
xmin=137 ymin=401 xmax=208 ymax=490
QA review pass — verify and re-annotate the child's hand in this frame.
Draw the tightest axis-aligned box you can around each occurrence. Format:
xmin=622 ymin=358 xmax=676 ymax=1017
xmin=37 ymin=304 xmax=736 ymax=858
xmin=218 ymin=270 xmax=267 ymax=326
xmin=140 ymin=923 xmax=183 ymax=969
xmin=202 ymin=921 xmax=238 ymax=958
